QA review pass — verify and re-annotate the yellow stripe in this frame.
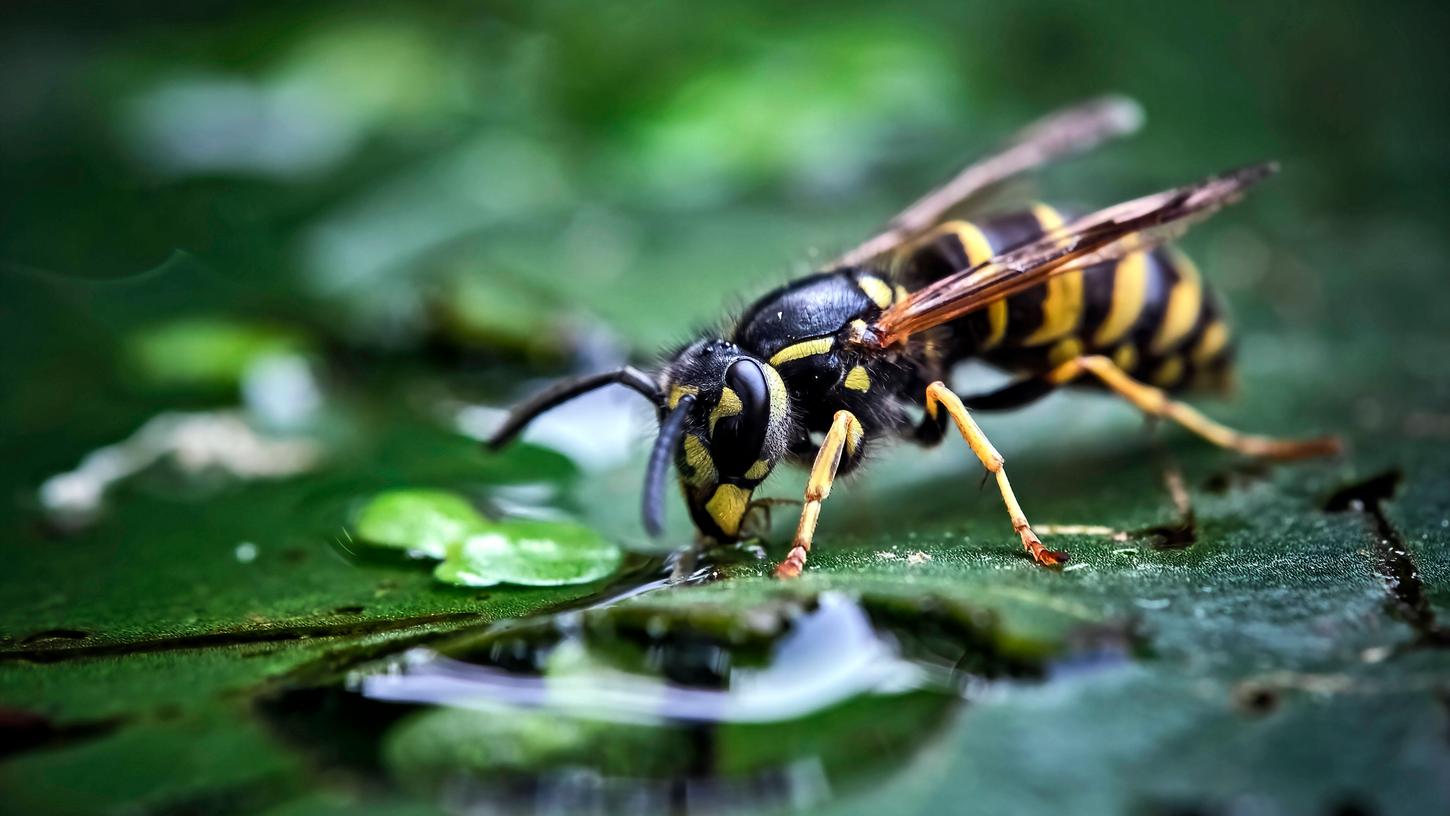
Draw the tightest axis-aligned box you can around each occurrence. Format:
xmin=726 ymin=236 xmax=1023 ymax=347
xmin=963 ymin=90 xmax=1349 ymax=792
xmin=843 ymin=365 xmax=871 ymax=392
xmin=1152 ymin=356 xmax=1184 ymax=387
xmin=667 ymin=384 xmax=698 ymax=409
xmin=938 ymin=220 xmax=1008 ymax=349
xmin=1031 ymin=203 xmax=1066 ymax=235
xmin=1047 ymin=337 xmax=1083 ymax=368
xmin=845 ymin=421 xmax=864 ymax=456
xmin=1094 ymin=253 xmax=1148 ymax=347
xmin=1190 ymin=320 xmax=1229 ymax=365
xmin=744 ymin=460 xmax=771 ymax=480
xmin=943 ymin=219 xmax=994 ymax=265
xmin=1113 ymin=344 xmax=1138 ymax=373
xmin=769 ymin=336 xmax=834 ymax=367
xmin=705 ymin=484 xmax=751 ymax=537
xmin=763 ymin=363 xmax=789 ymax=422
xmin=981 ymin=301 xmax=1008 ymax=348
xmin=858 ymin=275 xmax=894 ymax=309
xmin=1022 ymin=205 xmax=1082 ymax=345
xmin=1151 ymin=249 xmax=1203 ymax=354
xmin=682 ymin=435 xmax=716 ymax=486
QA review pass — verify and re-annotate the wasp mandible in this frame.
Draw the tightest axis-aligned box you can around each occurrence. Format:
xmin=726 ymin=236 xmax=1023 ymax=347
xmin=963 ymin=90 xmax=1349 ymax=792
xmin=489 ymin=96 xmax=1341 ymax=577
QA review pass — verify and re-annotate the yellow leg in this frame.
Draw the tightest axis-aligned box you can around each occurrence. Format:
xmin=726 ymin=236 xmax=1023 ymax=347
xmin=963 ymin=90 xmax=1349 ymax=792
xmin=1045 ymin=356 xmax=1341 ymax=460
xmin=925 ymin=382 xmax=1067 ymax=566
xmin=775 ymin=410 xmax=861 ymax=579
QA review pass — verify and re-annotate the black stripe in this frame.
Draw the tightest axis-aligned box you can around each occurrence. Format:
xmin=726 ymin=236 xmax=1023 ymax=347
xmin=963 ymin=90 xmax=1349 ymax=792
xmin=899 ymin=229 xmax=968 ymax=288
xmin=1076 ymin=258 xmax=1119 ymax=351
xmin=978 ymin=210 xmax=1047 ymax=250
xmin=982 ymin=212 xmax=1052 ymax=344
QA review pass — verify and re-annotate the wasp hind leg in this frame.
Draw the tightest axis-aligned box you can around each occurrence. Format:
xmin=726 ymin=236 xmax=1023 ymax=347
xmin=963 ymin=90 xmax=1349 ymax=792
xmin=1044 ymin=356 xmax=1341 ymax=460
xmin=774 ymin=410 xmax=863 ymax=579
xmin=924 ymin=382 xmax=1067 ymax=567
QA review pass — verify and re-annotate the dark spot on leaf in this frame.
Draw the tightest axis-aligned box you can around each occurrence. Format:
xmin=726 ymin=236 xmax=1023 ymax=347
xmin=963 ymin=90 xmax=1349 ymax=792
xmin=1136 ymin=803 xmax=1221 ymax=816
xmin=333 ymin=605 xmax=365 ymax=615
xmin=1328 ymin=799 xmax=1376 ymax=816
xmin=1141 ymin=516 xmax=1198 ymax=551
xmin=1201 ymin=461 xmax=1271 ymax=494
xmin=1322 ymin=470 xmax=1401 ymax=513
xmin=1233 ymin=683 xmax=1280 ymax=716
xmin=0 ymin=707 xmax=123 ymax=759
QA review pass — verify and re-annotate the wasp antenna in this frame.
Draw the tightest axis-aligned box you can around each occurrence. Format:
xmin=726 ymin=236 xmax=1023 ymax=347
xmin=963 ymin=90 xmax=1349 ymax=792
xmin=487 ymin=366 xmax=661 ymax=451
xmin=642 ymin=394 xmax=694 ymax=538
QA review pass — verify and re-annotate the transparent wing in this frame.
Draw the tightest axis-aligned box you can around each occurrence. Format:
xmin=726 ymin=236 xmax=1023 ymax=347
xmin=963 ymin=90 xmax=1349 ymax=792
xmin=831 ymin=95 xmax=1144 ymax=269
xmin=861 ymin=162 xmax=1279 ymax=348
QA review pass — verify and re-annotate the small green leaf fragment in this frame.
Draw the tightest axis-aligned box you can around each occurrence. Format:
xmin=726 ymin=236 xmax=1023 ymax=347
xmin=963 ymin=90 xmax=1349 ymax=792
xmin=125 ymin=318 xmax=309 ymax=390
xmin=353 ymin=489 xmax=490 ymax=559
xmin=434 ymin=521 xmax=621 ymax=587
xmin=432 ymin=555 xmax=503 ymax=587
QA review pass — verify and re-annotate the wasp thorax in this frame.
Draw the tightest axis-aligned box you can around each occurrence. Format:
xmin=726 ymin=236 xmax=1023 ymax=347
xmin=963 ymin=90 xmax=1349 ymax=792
xmin=658 ymin=339 xmax=791 ymax=541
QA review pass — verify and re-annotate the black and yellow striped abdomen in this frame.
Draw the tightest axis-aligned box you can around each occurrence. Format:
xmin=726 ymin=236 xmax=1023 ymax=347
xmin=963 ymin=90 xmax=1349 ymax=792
xmin=894 ymin=204 xmax=1235 ymax=392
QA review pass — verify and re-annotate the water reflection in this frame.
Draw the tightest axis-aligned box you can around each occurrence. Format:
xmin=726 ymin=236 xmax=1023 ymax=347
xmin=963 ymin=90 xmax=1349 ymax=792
xmin=363 ymin=594 xmax=929 ymax=724
xmin=264 ymin=590 xmax=1047 ymax=814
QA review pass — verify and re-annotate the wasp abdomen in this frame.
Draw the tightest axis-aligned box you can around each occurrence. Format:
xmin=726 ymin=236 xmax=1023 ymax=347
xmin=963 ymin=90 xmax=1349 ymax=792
xmin=895 ymin=204 xmax=1235 ymax=393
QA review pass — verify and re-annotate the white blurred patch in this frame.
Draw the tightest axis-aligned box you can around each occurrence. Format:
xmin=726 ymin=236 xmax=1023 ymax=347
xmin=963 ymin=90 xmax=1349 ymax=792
xmin=121 ymin=75 xmax=361 ymax=178
xmin=39 ymin=412 xmax=321 ymax=526
xmin=241 ymin=353 xmax=324 ymax=430
xmin=455 ymin=384 xmax=648 ymax=473
xmin=488 ymin=483 xmax=568 ymax=522
xmin=119 ymin=23 xmax=454 ymax=180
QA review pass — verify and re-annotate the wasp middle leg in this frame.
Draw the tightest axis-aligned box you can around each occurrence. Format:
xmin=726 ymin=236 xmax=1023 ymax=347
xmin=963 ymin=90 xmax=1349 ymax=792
xmin=774 ymin=410 xmax=862 ymax=579
xmin=1044 ymin=356 xmax=1341 ymax=460
xmin=924 ymin=382 xmax=1067 ymax=566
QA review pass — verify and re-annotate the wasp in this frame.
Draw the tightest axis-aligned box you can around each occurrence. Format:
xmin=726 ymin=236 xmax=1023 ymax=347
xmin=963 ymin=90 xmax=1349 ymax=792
xmin=489 ymin=97 xmax=1341 ymax=577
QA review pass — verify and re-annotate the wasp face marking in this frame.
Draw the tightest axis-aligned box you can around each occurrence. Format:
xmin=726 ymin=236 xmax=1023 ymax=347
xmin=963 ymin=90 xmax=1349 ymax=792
xmin=658 ymin=339 xmax=792 ymax=541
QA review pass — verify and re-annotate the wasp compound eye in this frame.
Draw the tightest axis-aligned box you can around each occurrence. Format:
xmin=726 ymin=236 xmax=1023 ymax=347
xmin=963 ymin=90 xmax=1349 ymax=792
xmin=710 ymin=358 xmax=770 ymax=475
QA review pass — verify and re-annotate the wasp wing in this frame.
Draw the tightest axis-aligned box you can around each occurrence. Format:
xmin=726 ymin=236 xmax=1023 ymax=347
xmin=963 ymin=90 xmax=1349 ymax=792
xmin=831 ymin=95 xmax=1144 ymax=269
xmin=861 ymin=162 xmax=1278 ymax=348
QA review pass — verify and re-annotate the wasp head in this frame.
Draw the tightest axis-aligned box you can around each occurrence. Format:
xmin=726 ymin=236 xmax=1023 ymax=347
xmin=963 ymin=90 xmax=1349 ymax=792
xmin=650 ymin=339 xmax=792 ymax=542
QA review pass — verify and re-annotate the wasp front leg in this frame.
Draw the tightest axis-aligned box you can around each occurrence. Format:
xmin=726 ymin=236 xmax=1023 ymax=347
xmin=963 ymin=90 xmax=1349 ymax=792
xmin=924 ymin=382 xmax=1067 ymax=566
xmin=774 ymin=410 xmax=863 ymax=579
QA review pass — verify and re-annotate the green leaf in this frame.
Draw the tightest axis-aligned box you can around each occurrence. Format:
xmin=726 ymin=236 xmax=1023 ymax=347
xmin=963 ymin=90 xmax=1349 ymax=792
xmin=353 ymin=489 xmax=491 ymax=559
xmin=434 ymin=521 xmax=622 ymax=587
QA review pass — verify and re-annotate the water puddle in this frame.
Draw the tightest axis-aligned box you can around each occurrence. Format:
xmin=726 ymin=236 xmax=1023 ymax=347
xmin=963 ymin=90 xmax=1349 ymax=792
xmin=261 ymin=590 xmax=1049 ymax=814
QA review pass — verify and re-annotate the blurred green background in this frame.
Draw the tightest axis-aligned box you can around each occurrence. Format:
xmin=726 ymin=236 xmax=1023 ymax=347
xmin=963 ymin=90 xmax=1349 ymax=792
xmin=3 ymin=1 xmax=1450 ymax=814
